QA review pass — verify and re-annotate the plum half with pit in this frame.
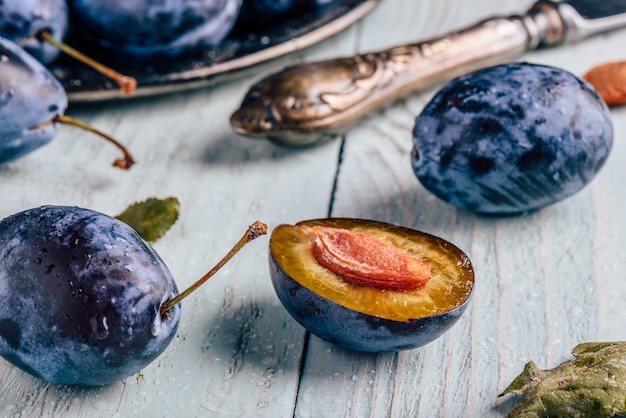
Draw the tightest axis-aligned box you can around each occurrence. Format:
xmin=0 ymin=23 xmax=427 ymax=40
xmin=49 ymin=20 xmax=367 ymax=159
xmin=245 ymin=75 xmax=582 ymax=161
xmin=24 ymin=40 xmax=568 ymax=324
xmin=412 ymin=62 xmax=613 ymax=215
xmin=0 ymin=206 xmax=181 ymax=386
xmin=269 ymin=218 xmax=474 ymax=352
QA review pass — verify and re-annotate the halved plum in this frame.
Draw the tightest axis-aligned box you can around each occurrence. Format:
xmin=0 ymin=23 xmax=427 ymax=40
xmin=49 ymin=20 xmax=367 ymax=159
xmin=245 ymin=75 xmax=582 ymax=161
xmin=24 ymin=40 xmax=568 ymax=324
xmin=268 ymin=218 xmax=474 ymax=352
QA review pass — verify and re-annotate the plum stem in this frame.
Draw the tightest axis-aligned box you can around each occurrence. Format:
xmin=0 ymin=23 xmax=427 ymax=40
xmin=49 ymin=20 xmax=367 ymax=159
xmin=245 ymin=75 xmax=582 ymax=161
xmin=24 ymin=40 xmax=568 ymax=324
xmin=38 ymin=30 xmax=137 ymax=95
xmin=53 ymin=114 xmax=135 ymax=170
xmin=160 ymin=221 xmax=269 ymax=316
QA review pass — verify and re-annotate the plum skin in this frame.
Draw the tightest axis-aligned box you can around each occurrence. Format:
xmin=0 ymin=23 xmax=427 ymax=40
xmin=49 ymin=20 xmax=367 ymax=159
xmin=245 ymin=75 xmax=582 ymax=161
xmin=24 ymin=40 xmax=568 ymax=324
xmin=270 ymin=259 xmax=471 ymax=352
xmin=412 ymin=62 xmax=613 ymax=215
xmin=0 ymin=37 xmax=67 ymax=166
xmin=269 ymin=219 xmax=474 ymax=353
xmin=0 ymin=0 xmax=69 ymax=64
xmin=70 ymin=0 xmax=243 ymax=57
xmin=0 ymin=206 xmax=181 ymax=386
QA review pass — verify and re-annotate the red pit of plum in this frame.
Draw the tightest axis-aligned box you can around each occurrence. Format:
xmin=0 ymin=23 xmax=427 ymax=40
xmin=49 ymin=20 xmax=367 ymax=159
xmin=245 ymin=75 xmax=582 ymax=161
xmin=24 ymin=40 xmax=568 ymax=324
xmin=306 ymin=225 xmax=432 ymax=291
xmin=269 ymin=218 xmax=474 ymax=352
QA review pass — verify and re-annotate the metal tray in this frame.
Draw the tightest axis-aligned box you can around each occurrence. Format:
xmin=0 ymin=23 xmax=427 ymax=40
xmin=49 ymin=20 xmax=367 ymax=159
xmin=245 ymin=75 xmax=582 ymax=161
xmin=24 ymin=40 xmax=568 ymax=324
xmin=51 ymin=0 xmax=379 ymax=103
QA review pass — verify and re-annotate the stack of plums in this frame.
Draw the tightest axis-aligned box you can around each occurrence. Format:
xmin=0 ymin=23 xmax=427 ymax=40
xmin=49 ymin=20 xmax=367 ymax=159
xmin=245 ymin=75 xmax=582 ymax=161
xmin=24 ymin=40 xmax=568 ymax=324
xmin=2 ymin=0 xmax=334 ymax=64
xmin=0 ymin=0 xmax=334 ymax=167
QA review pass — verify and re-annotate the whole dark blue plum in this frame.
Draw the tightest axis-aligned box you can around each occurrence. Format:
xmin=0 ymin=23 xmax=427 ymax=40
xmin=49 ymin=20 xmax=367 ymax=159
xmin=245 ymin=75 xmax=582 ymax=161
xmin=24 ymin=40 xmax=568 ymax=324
xmin=411 ymin=62 xmax=613 ymax=215
xmin=0 ymin=37 xmax=135 ymax=169
xmin=0 ymin=37 xmax=67 ymax=166
xmin=0 ymin=206 xmax=181 ymax=386
xmin=0 ymin=0 xmax=68 ymax=64
xmin=269 ymin=218 xmax=474 ymax=352
xmin=70 ymin=0 xmax=243 ymax=57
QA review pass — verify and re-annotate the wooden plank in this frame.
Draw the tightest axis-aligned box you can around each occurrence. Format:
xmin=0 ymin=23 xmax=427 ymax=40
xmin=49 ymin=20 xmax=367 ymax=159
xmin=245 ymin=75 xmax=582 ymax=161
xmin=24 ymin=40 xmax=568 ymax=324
xmin=292 ymin=1 xmax=626 ymax=417
xmin=0 ymin=24 xmax=351 ymax=416
xmin=3 ymin=0 xmax=626 ymax=416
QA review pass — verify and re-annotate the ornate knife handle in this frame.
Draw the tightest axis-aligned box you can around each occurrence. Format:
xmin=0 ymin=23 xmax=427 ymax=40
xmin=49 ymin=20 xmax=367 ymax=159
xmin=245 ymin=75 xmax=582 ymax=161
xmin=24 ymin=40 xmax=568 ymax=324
xmin=230 ymin=1 xmax=564 ymax=146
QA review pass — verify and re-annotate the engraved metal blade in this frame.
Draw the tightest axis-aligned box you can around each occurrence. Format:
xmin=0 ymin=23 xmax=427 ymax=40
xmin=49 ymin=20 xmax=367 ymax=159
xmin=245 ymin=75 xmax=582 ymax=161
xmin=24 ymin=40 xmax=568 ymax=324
xmin=558 ymin=0 xmax=626 ymax=41
xmin=231 ymin=0 xmax=626 ymax=146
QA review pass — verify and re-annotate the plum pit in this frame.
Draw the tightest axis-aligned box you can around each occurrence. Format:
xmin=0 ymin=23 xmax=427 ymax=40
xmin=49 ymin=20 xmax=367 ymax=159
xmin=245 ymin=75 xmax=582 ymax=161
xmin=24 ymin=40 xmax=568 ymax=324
xmin=306 ymin=225 xmax=432 ymax=291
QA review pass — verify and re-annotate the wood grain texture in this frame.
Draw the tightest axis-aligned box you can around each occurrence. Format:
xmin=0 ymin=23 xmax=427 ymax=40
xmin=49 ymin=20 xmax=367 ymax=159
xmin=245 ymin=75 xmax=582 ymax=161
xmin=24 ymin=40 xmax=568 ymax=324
xmin=2 ymin=0 xmax=626 ymax=417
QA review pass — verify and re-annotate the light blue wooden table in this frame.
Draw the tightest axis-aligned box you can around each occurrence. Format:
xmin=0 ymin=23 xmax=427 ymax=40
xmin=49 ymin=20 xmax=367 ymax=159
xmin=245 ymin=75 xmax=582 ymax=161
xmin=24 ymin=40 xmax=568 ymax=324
xmin=2 ymin=1 xmax=626 ymax=416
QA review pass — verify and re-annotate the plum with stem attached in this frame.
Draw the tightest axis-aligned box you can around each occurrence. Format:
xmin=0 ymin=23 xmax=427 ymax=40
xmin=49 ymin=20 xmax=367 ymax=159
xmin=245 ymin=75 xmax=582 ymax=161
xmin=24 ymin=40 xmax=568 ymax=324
xmin=0 ymin=0 xmax=136 ymax=93
xmin=0 ymin=0 xmax=68 ymax=64
xmin=0 ymin=205 xmax=267 ymax=386
xmin=0 ymin=37 xmax=134 ymax=169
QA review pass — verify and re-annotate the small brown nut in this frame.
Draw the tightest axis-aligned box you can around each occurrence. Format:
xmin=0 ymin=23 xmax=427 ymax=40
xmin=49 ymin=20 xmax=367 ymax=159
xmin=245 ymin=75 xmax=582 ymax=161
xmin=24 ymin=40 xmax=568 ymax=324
xmin=583 ymin=61 xmax=626 ymax=106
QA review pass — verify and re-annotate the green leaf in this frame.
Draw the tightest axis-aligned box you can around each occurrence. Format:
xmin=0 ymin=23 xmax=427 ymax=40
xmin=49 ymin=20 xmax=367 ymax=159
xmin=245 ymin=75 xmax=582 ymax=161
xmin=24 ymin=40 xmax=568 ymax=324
xmin=115 ymin=197 xmax=180 ymax=243
xmin=499 ymin=342 xmax=626 ymax=418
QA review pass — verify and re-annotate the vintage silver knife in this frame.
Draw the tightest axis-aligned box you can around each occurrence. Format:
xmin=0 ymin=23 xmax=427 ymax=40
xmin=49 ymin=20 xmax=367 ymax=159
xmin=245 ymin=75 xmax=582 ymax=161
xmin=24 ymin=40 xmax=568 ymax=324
xmin=230 ymin=0 xmax=626 ymax=146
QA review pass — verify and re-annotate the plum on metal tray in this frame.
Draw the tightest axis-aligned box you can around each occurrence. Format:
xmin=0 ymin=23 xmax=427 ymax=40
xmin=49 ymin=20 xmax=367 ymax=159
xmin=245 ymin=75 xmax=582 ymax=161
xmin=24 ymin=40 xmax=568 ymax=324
xmin=269 ymin=218 xmax=474 ymax=353
xmin=52 ymin=0 xmax=379 ymax=101
xmin=412 ymin=62 xmax=613 ymax=215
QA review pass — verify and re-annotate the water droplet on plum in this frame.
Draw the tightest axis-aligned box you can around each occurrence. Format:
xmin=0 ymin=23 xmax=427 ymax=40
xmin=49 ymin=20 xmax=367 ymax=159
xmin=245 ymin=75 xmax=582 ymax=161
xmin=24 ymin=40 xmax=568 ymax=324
xmin=0 ymin=205 xmax=181 ymax=386
xmin=0 ymin=206 xmax=266 ymax=386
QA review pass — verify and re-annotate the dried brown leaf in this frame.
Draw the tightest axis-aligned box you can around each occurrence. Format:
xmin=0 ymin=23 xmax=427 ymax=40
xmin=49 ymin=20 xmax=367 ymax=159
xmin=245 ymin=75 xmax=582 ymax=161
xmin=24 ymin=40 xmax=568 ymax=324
xmin=499 ymin=342 xmax=626 ymax=417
